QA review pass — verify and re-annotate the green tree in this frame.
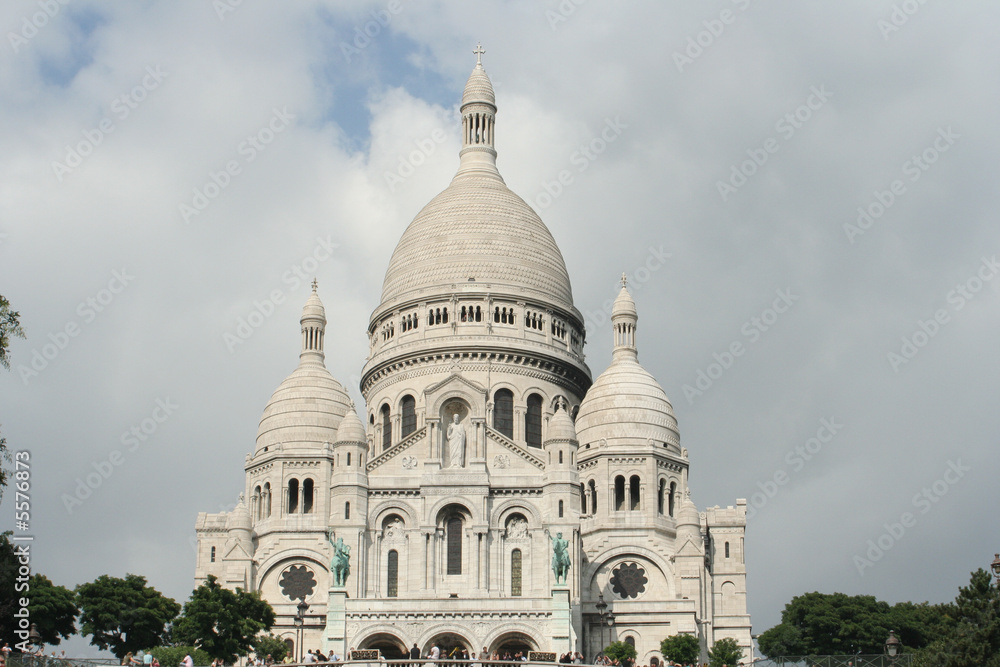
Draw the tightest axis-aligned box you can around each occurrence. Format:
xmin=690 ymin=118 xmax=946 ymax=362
xmin=27 ymin=574 xmax=78 ymax=644
xmin=172 ymin=575 xmax=276 ymax=662
xmin=759 ymin=591 xmax=959 ymax=657
xmin=253 ymin=634 xmax=289 ymax=663
xmin=660 ymin=633 xmax=700 ymax=665
xmin=0 ymin=294 xmax=25 ymax=499
xmin=147 ymin=646 xmax=212 ymax=667
xmin=913 ymin=569 xmax=999 ymax=667
xmin=756 ymin=622 xmax=804 ymax=658
xmin=604 ymin=641 xmax=637 ymax=666
xmin=707 ymin=638 xmax=743 ymax=667
xmin=758 ymin=592 xmax=892 ymax=655
xmin=0 ymin=532 xmax=21 ymax=647
xmin=76 ymin=573 xmax=181 ymax=658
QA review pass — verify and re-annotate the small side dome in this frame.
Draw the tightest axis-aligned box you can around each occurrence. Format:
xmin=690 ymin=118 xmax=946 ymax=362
xmin=546 ymin=399 xmax=577 ymax=443
xmin=576 ymin=356 xmax=680 ymax=448
xmin=255 ymin=365 xmax=351 ymax=453
xmin=226 ymin=497 xmax=252 ymax=532
xmin=336 ymin=407 xmax=367 ymax=445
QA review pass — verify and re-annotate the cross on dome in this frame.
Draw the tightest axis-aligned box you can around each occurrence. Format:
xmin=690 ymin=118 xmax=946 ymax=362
xmin=311 ymin=278 xmax=318 ymax=292
xmin=473 ymin=42 xmax=485 ymax=66
xmin=621 ymin=272 xmax=628 ymax=288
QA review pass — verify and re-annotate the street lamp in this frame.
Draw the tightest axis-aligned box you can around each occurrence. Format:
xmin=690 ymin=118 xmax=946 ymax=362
xmin=990 ymin=553 xmax=1000 ymax=585
xmin=595 ymin=594 xmax=608 ymax=659
xmin=884 ymin=630 xmax=901 ymax=665
xmin=295 ymin=599 xmax=309 ymax=662
xmin=27 ymin=624 xmax=42 ymax=667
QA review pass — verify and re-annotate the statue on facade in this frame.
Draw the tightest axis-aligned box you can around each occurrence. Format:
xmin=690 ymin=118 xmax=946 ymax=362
xmin=327 ymin=532 xmax=351 ymax=587
xmin=447 ymin=413 xmax=466 ymax=468
xmin=549 ymin=531 xmax=571 ymax=584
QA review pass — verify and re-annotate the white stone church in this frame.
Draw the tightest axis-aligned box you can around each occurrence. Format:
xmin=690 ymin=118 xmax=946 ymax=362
xmin=194 ymin=51 xmax=752 ymax=664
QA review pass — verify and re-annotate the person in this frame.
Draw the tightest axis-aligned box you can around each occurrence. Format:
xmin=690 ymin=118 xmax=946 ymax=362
xmin=303 ymin=651 xmax=316 ymax=664
xmin=283 ymin=655 xmax=294 ymax=665
xmin=478 ymin=648 xmax=489 ymax=664
xmin=410 ymin=645 xmax=421 ymax=661
xmin=429 ymin=646 xmax=440 ymax=661
xmin=265 ymin=656 xmax=274 ymax=666
xmin=315 ymin=651 xmax=327 ymax=663
xmin=182 ymin=654 xmax=194 ymax=667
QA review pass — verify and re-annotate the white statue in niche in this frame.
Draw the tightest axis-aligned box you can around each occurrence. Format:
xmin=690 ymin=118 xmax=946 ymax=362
xmin=447 ymin=413 xmax=466 ymax=468
xmin=384 ymin=517 xmax=404 ymax=541
xmin=505 ymin=516 xmax=528 ymax=540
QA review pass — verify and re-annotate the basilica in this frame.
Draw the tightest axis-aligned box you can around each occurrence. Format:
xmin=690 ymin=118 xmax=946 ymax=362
xmin=194 ymin=51 xmax=752 ymax=664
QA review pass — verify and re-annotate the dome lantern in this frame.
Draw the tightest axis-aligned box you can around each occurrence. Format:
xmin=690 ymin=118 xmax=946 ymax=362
xmin=457 ymin=43 xmax=499 ymax=179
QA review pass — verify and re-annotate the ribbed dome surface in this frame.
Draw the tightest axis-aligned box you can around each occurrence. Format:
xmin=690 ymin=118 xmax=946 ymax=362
xmin=462 ymin=64 xmax=495 ymax=106
xmin=255 ymin=364 xmax=351 ymax=452
xmin=380 ymin=175 xmax=574 ymax=307
xmin=576 ymin=357 xmax=680 ymax=448
xmin=336 ymin=408 xmax=367 ymax=444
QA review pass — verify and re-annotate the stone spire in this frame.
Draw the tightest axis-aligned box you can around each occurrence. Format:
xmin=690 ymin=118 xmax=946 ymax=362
xmin=299 ymin=279 xmax=326 ymax=365
xmin=457 ymin=43 xmax=500 ymax=179
xmin=610 ymin=275 xmax=638 ymax=361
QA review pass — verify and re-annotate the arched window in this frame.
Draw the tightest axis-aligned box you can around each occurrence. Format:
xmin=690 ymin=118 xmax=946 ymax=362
xmin=387 ymin=550 xmax=399 ymax=597
xmin=302 ymin=478 xmax=314 ymax=514
xmin=725 ymin=541 xmax=730 ymax=559
xmin=658 ymin=479 xmax=666 ymax=515
xmin=381 ymin=404 xmax=391 ymax=451
xmin=625 ymin=637 xmax=635 ymax=649
xmin=580 ymin=483 xmax=586 ymax=513
xmin=401 ymin=395 xmax=416 ymax=438
xmin=210 ymin=546 xmax=216 ymax=563
xmin=669 ymin=481 xmax=677 ymax=517
xmin=347 ymin=452 xmax=351 ymax=466
xmin=447 ymin=517 xmax=463 ymax=574
xmin=253 ymin=485 xmax=262 ymax=520
xmin=263 ymin=482 xmax=272 ymax=518
xmin=630 ymin=475 xmax=641 ymax=510
xmin=511 ymin=549 xmax=522 ymax=596
xmin=614 ymin=476 xmax=625 ymax=511
xmin=493 ymin=389 xmax=514 ymax=439
xmin=288 ymin=478 xmax=299 ymax=514
xmin=344 ymin=501 xmax=350 ymax=520
xmin=589 ymin=480 xmax=598 ymax=515
xmin=284 ymin=640 xmax=294 ymax=660
xmin=558 ymin=500 xmax=564 ymax=518
xmin=525 ymin=393 xmax=543 ymax=448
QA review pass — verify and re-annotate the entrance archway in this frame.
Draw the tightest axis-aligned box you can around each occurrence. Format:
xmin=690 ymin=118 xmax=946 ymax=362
xmin=491 ymin=632 xmax=537 ymax=659
xmin=359 ymin=633 xmax=407 ymax=660
xmin=425 ymin=632 xmax=473 ymax=660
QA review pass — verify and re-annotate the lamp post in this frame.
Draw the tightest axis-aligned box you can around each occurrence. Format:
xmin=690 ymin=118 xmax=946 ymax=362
xmin=27 ymin=624 xmax=42 ymax=667
xmin=594 ymin=594 xmax=616 ymax=660
xmin=884 ymin=630 xmax=901 ymax=666
xmin=990 ymin=553 xmax=1000 ymax=586
xmin=295 ymin=599 xmax=309 ymax=662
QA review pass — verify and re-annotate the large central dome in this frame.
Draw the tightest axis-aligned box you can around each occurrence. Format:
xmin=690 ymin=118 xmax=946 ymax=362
xmin=380 ymin=175 xmax=574 ymax=307
xmin=376 ymin=55 xmax=574 ymax=313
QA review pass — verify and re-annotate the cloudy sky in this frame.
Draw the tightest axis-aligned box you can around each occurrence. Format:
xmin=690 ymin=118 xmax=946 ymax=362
xmin=2 ymin=0 xmax=998 ymax=656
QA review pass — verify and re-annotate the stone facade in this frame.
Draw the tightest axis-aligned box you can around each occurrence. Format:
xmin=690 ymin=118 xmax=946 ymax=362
xmin=194 ymin=51 xmax=752 ymax=664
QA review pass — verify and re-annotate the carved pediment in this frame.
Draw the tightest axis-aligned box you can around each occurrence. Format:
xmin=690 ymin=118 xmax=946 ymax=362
xmin=423 ymin=372 xmax=487 ymax=399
